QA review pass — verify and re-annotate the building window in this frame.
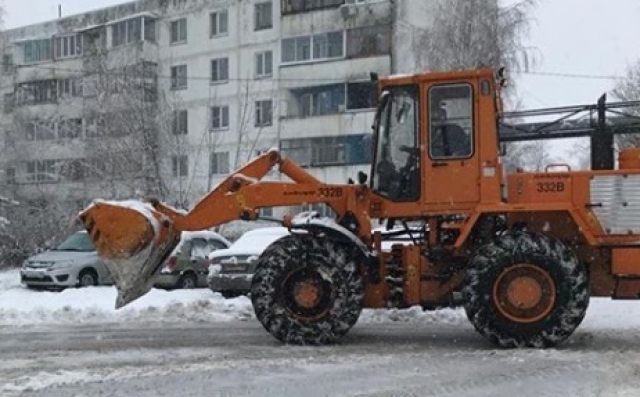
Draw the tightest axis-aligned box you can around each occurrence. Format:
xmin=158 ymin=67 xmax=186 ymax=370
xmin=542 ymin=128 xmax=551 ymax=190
xmin=171 ymin=65 xmax=187 ymax=89
xmin=281 ymin=0 xmax=344 ymax=14
xmin=6 ymin=168 xmax=15 ymax=185
xmin=255 ymin=50 xmax=273 ymax=78
xmin=280 ymin=134 xmax=371 ymax=167
xmin=347 ymin=81 xmax=377 ymax=110
xmin=170 ymin=18 xmax=187 ymax=44
xmin=58 ymin=78 xmax=83 ymax=98
xmin=3 ymin=93 xmax=14 ymax=113
xmin=2 ymin=54 xmax=13 ymax=74
xmin=210 ymin=10 xmax=229 ymax=37
xmin=22 ymin=39 xmax=52 ymax=64
xmin=26 ymin=122 xmax=57 ymax=142
xmin=112 ymin=18 xmax=143 ymax=47
xmin=26 ymin=160 xmax=58 ymax=182
xmin=255 ymin=100 xmax=273 ymax=127
xmin=346 ymin=25 xmax=391 ymax=59
xmin=312 ymin=32 xmax=343 ymax=59
xmin=210 ymin=152 xmax=230 ymax=175
xmin=172 ymin=109 xmax=188 ymax=135
xmin=282 ymin=31 xmax=344 ymax=64
xmin=294 ymin=84 xmax=345 ymax=117
xmin=144 ymin=17 xmax=157 ymax=42
xmin=255 ymin=2 xmax=273 ymax=31
xmin=16 ymin=80 xmax=58 ymax=106
xmin=172 ymin=155 xmax=189 ymax=177
xmin=54 ymin=35 xmax=83 ymax=59
xmin=211 ymin=106 xmax=229 ymax=130
xmin=211 ymin=58 xmax=229 ymax=83
xmin=282 ymin=36 xmax=310 ymax=63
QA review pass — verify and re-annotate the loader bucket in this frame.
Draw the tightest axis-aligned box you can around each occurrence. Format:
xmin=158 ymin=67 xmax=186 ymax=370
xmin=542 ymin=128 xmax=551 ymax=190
xmin=79 ymin=200 xmax=181 ymax=309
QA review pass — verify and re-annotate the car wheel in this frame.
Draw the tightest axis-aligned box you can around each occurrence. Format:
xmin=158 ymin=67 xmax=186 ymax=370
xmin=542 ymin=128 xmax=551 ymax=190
xmin=78 ymin=269 xmax=99 ymax=288
xmin=177 ymin=273 xmax=197 ymax=289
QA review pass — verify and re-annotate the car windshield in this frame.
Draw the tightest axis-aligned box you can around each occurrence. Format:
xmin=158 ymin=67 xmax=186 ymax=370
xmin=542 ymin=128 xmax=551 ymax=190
xmin=56 ymin=232 xmax=95 ymax=252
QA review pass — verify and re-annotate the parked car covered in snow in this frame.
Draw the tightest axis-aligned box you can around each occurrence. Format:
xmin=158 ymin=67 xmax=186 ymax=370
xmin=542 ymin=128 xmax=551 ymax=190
xmin=21 ymin=230 xmax=112 ymax=289
xmin=208 ymin=227 xmax=290 ymax=297
xmin=153 ymin=230 xmax=231 ymax=289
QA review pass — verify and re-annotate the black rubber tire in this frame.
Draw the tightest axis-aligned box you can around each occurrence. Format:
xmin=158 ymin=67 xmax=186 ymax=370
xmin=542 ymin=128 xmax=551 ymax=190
xmin=78 ymin=268 xmax=98 ymax=288
xmin=177 ymin=273 xmax=197 ymax=289
xmin=251 ymin=234 xmax=364 ymax=345
xmin=463 ymin=231 xmax=589 ymax=348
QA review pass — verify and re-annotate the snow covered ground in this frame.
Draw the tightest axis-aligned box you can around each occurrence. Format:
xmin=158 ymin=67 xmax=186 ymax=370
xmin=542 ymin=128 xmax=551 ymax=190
xmin=5 ymin=268 xmax=640 ymax=396
xmin=0 ymin=268 xmax=470 ymax=327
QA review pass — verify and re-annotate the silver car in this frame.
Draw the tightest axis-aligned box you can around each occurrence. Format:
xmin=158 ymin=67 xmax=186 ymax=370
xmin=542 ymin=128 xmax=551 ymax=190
xmin=20 ymin=230 xmax=111 ymax=289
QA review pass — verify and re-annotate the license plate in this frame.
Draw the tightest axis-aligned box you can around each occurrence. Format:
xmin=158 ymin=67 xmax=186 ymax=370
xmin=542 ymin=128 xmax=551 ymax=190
xmin=223 ymin=263 xmax=247 ymax=272
xmin=25 ymin=269 xmax=46 ymax=278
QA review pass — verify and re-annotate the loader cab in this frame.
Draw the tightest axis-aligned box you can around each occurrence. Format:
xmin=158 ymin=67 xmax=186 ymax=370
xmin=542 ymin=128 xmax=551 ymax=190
xmin=370 ymin=69 xmax=503 ymax=210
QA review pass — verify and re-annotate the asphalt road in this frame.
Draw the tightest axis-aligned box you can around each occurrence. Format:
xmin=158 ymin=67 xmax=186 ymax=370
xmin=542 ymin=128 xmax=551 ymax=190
xmin=2 ymin=318 xmax=640 ymax=397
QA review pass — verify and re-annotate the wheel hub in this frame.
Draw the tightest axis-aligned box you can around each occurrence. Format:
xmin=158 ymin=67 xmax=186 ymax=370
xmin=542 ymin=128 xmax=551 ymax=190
xmin=281 ymin=268 xmax=334 ymax=321
xmin=493 ymin=264 xmax=556 ymax=324
xmin=293 ymin=280 xmax=321 ymax=309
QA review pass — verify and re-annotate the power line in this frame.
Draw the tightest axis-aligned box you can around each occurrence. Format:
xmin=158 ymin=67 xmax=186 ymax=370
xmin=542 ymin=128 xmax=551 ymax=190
xmin=515 ymin=70 xmax=624 ymax=81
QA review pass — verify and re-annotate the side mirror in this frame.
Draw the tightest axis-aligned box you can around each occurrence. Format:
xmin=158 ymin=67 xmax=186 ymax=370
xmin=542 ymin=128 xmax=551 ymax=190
xmin=357 ymin=171 xmax=368 ymax=184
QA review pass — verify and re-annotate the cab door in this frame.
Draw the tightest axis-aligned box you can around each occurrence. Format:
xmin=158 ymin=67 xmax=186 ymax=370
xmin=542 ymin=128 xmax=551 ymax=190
xmin=423 ymin=82 xmax=480 ymax=206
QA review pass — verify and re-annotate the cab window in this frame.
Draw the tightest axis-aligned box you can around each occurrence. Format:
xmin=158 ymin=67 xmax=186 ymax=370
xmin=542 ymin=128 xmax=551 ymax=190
xmin=372 ymin=85 xmax=420 ymax=201
xmin=429 ymin=84 xmax=473 ymax=159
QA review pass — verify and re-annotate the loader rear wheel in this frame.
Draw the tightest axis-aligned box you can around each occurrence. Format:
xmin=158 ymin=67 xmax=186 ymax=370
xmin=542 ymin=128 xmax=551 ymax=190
xmin=251 ymin=234 xmax=364 ymax=345
xmin=463 ymin=231 xmax=589 ymax=348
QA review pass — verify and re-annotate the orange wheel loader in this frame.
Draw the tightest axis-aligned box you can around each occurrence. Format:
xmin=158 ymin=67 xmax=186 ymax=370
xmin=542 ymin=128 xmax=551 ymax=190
xmin=79 ymin=68 xmax=640 ymax=347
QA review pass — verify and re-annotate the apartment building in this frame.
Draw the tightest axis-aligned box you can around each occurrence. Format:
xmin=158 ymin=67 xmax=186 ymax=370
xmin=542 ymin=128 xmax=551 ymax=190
xmin=0 ymin=0 xmax=430 ymax=213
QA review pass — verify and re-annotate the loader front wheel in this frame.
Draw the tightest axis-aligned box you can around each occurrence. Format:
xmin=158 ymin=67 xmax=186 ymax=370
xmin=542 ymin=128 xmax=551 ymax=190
xmin=463 ymin=231 xmax=589 ymax=348
xmin=251 ymin=234 xmax=364 ymax=345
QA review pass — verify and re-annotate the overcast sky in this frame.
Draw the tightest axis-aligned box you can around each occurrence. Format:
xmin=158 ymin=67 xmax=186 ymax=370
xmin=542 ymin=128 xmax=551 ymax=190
xmin=3 ymin=0 xmax=640 ymax=160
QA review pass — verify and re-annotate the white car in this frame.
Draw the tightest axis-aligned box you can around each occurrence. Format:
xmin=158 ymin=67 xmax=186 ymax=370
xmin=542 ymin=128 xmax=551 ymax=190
xmin=207 ymin=227 xmax=290 ymax=297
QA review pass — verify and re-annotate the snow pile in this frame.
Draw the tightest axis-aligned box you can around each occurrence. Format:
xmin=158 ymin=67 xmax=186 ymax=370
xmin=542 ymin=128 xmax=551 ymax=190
xmin=0 ymin=269 xmax=253 ymax=326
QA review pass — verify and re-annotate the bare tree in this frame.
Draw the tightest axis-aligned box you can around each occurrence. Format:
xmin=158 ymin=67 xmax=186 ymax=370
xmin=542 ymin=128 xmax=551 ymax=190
xmin=233 ymin=78 xmax=280 ymax=169
xmin=417 ymin=0 xmax=538 ymax=88
xmin=502 ymin=141 xmax=555 ymax=172
xmin=612 ymin=59 xmax=640 ymax=148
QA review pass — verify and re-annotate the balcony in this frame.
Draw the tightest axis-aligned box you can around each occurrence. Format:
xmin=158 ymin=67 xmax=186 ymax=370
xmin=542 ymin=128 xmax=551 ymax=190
xmin=281 ymin=0 xmax=345 ymax=15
